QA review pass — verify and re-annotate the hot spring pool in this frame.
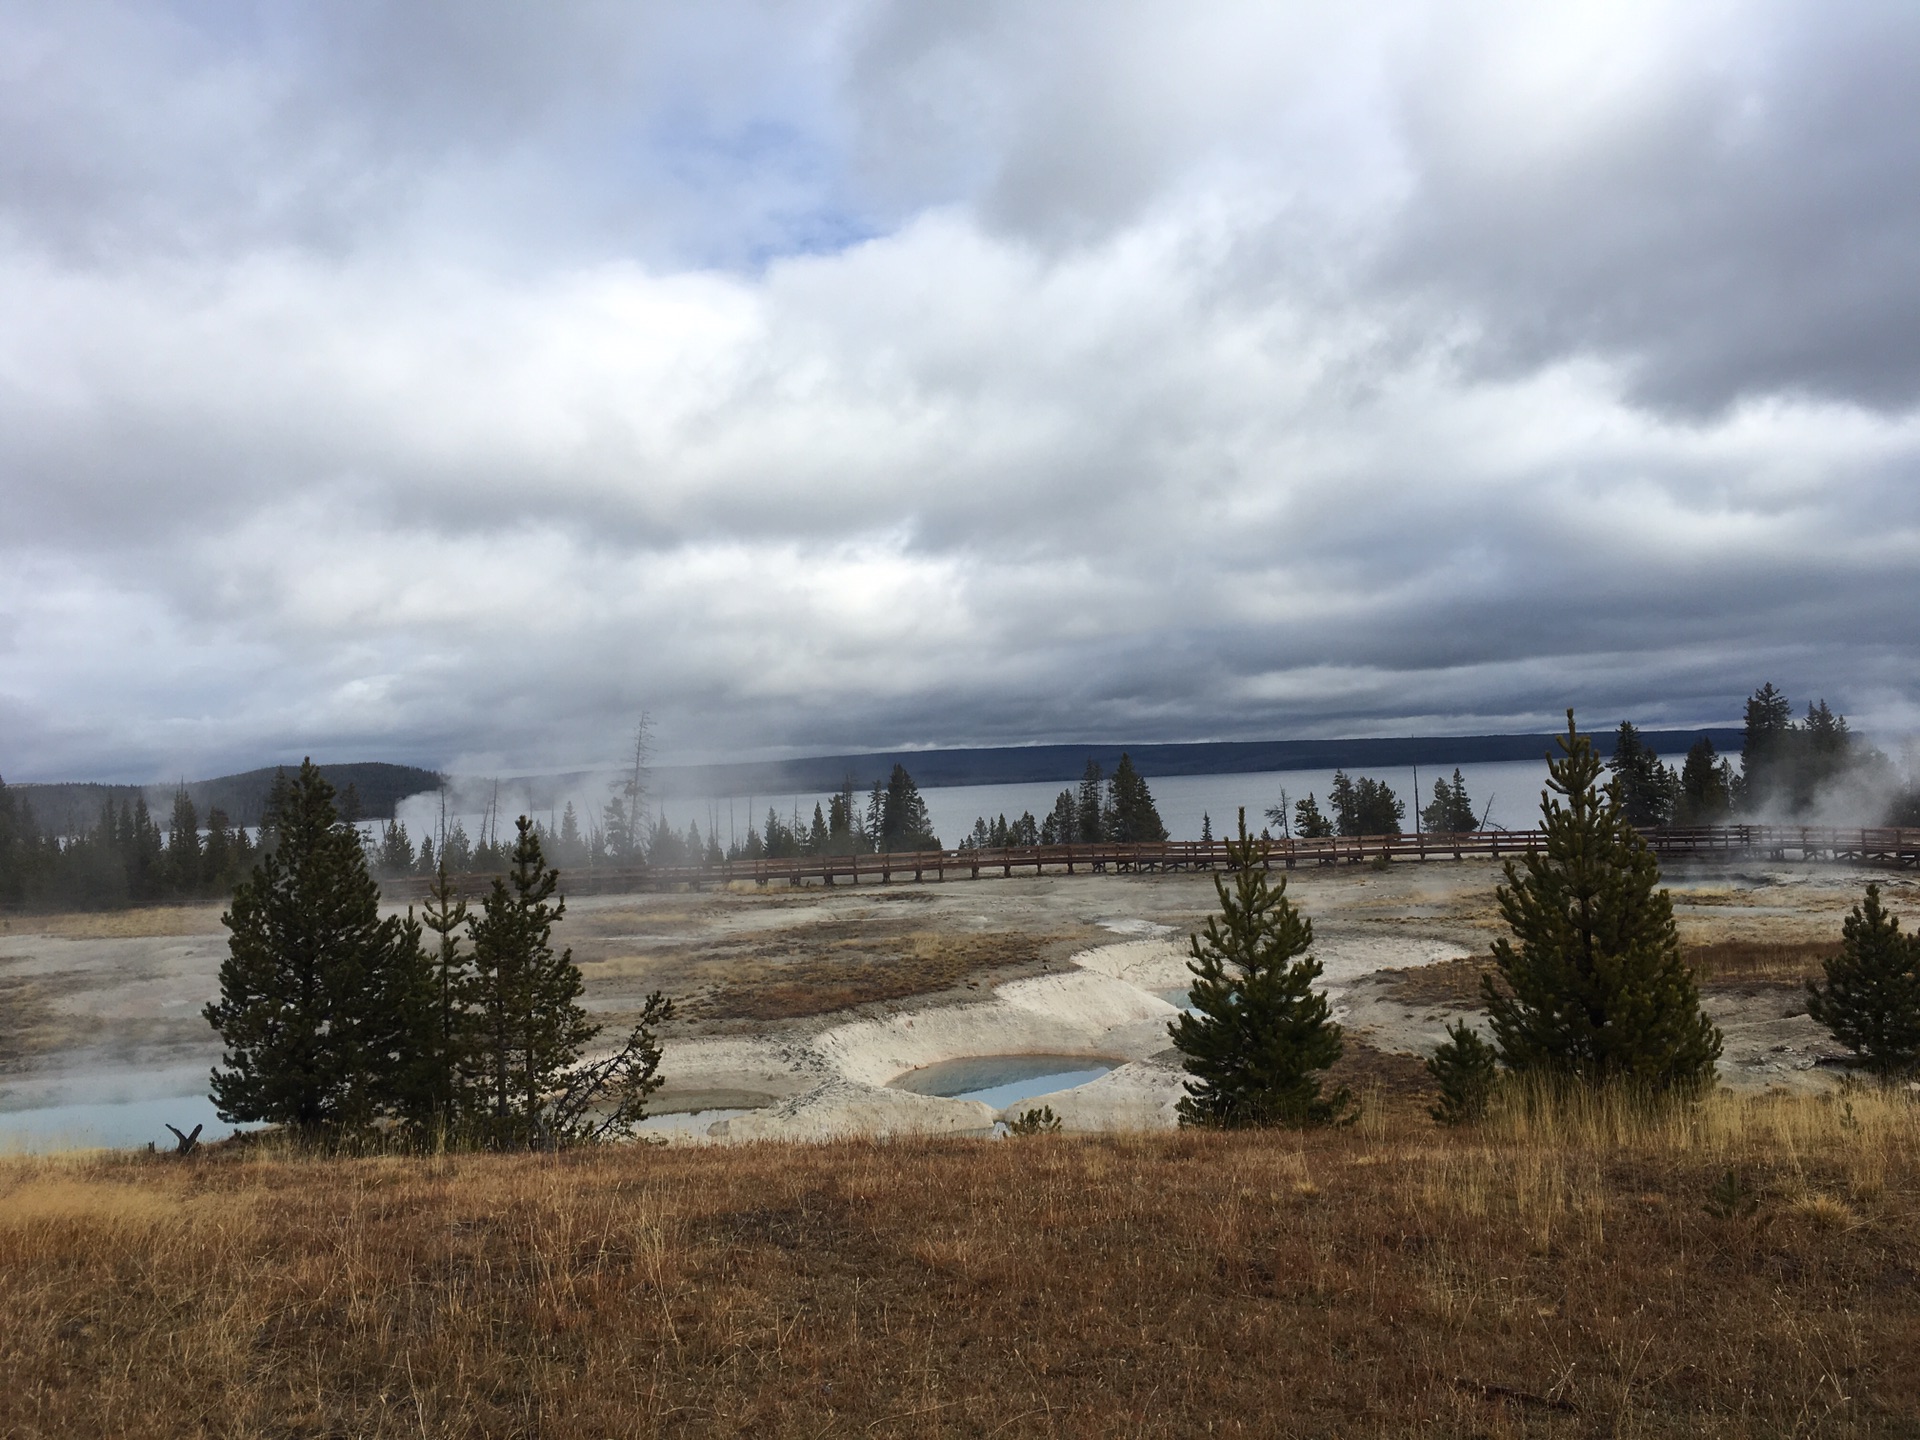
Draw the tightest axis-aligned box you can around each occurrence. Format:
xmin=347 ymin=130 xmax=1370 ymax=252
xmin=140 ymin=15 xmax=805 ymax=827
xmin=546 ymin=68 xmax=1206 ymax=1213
xmin=887 ymin=1054 xmax=1118 ymax=1110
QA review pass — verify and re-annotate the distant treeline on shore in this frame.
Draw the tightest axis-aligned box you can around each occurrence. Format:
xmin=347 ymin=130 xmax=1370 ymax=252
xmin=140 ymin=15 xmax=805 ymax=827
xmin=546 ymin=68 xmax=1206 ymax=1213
xmin=2 ymin=688 xmax=1913 ymax=911
xmin=10 ymin=762 xmax=441 ymax=834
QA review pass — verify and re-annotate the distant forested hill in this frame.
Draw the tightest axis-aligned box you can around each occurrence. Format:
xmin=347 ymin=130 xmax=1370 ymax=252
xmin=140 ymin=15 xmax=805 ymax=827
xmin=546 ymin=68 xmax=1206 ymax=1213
xmin=14 ymin=762 xmax=442 ymax=834
xmin=646 ymin=731 xmax=1746 ymax=798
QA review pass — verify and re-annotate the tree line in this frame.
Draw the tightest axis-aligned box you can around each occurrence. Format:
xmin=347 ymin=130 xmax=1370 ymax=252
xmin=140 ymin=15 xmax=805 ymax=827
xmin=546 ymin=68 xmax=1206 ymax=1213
xmin=0 ymin=780 xmax=269 ymax=909
xmin=962 ymin=753 xmax=1168 ymax=850
xmin=204 ymin=761 xmax=670 ymax=1148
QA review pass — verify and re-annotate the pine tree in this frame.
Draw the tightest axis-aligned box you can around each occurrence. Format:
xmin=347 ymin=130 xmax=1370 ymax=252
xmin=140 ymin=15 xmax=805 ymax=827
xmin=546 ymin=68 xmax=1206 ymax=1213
xmin=1740 ymin=682 xmax=1796 ymax=813
xmin=1426 ymin=1021 xmax=1499 ymax=1125
xmin=466 ymin=816 xmax=596 ymax=1147
xmin=1104 ymin=753 xmax=1169 ymax=842
xmin=1291 ymin=792 xmax=1333 ymax=839
xmin=126 ymin=794 xmax=165 ymax=902
xmin=413 ymin=862 xmax=473 ymax=1128
xmin=1041 ymin=788 xmax=1077 ymax=845
xmin=1608 ymin=721 xmax=1677 ymax=828
xmin=1807 ymin=884 xmax=1920 ymax=1077
xmin=1170 ymin=810 xmax=1350 ymax=1127
xmin=878 ymin=765 xmax=939 ymax=851
xmin=1421 ymin=769 xmax=1477 ymax=833
xmin=1483 ymin=713 xmax=1721 ymax=1093
xmin=378 ymin=819 xmax=416 ymax=876
xmin=166 ymin=787 xmax=202 ymax=896
xmin=202 ymin=807 xmax=236 ymax=890
xmin=556 ymin=802 xmax=585 ymax=867
xmin=204 ymin=760 xmax=428 ymax=1135
xmin=0 ymin=773 xmax=26 ymax=905
xmin=1330 ymin=772 xmax=1402 ymax=835
xmin=1076 ymin=761 xmax=1105 ymax=843
xmin=1328 ymin=771 xmax=1358 ymax=836
xmin=1676 ymin=738 xmax=1734 ymax=824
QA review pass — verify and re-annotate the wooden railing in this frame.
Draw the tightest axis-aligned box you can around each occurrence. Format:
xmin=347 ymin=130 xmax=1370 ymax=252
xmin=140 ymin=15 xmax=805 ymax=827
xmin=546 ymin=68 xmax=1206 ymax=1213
xmin=382 ymin=823 xmax=1920 ymax=899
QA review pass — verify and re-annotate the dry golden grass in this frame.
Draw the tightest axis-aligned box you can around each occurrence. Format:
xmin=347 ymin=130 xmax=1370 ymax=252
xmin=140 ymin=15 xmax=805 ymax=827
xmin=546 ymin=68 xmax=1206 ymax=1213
xmin=0 ymin=905 xmax=227 ymax=939
xmin=1686 ymin=939 xmax=1837 ymax=989
xmin=5 ymin=1087 xmax=1919 ymax=1437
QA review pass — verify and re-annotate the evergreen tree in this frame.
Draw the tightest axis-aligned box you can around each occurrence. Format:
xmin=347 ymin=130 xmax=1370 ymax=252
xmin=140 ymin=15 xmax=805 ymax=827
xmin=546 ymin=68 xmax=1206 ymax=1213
xmin=1807 ymin=884 xmax=1920 ymax=1077
xmin=1200 ymin=811 xmax=1214 ymax=845
xmin=1008 ymin=810 xmax=1039 ymax=846
xmin=1421 ymin=770 xmax=1477 ymax=833
xmin=378 ymin=819 xmax=416 ymax=876
xmin=1608 ymin=721 xmax=1677 ymax=828
xmin=1328 ymin=772 xmax=1358 ymax=835
xmin=412 ymin=862 xmax=473 ymax=1129
xmin=555 ymin=802 xmax=586 ymax=868
xmin=1076 ymin=760 xmax=1105 ymax=843
xmin=1483 ymin=713 xmax=1721 ymax=1093
xmin=1293 ymin=792 xmax=1334 ymax=839
xmin=1040 ymin=788 xmax=1077 ymax=845
xmin=1169 ymin=810 xmax=1350 ymax=1127
xmin=1675 ymin=738 xmax=1734 ymax=825
xmin=204 ymin=760 xmax=429 ymax=1134
xmin=1426 ymin=1021 xmax=1499 ymax=1125
xmin=466 ymin=816 xmax=596 ymax=1148
xmin=878 ymin=765 xmax=939 ymax=851
xmin=166 ymin=787 xmax=201 ymax=896
xmin=828 ymin=780 xmax=864 ymax=854
xmin=1740 ymin=682 xmax=1797 ymax=813
xmin=202 ymin=807 xmax=236 ymax=889
xmin=0 ymin=774 xmax=26 ymax=905
xmin=440 ymin=820 xmax=473 ymax=873
xmin=1330 ymin=772 xmax=1403 ymax=835
xmin=125 ymin=794 xmax=165 ymax=902
xmin=807 ymin=804 xmax=829 ymax=854
xmin=1104 ymin=753 xmax=1168 ymax=842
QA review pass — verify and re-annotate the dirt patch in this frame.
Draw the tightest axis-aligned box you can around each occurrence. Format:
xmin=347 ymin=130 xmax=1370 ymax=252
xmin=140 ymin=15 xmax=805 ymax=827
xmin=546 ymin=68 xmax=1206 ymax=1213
xmin=1376 ymin=954 xmax=1497 ymax=1009
xmin=1378 ymin=939 xmax=1839 ymax=1013
xmin=686 ymin=927 xmax=1099 ymax=1021
xmin=1326 ymin=1036 xmax=1435 ymax=1116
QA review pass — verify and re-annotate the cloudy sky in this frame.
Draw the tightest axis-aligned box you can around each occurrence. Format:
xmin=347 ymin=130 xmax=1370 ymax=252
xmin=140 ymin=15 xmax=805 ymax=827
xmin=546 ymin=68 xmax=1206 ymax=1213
xmin=3 ymin=1 xmax=1919 ymax=782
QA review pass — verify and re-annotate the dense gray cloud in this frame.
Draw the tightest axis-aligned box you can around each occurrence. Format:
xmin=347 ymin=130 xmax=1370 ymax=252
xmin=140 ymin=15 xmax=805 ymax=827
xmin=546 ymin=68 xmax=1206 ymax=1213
xmin=1 ymin=0 xmax=1918 ymax=783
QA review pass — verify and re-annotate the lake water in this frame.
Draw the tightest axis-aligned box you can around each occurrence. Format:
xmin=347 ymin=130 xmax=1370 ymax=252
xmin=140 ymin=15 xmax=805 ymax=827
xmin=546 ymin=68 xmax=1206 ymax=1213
xmin=888 ymin=1054 xmax=1119 ymax=1110
xmin=407 ymin=756 xmax=1563 ymax=852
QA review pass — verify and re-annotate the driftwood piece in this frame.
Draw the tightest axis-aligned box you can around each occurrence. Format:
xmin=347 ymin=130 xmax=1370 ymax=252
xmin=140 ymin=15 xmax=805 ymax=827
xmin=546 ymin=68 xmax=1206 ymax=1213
xmin=164 ymin=1122 xmax=203 ymax=1157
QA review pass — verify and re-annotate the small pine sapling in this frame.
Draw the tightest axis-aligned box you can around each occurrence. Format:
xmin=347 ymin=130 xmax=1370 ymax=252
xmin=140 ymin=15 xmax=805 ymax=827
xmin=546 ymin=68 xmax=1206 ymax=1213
xmin=1005 ymin=1105 xmax=1062 ymax=1136
xmin=1426 ymin=1021 xmax=1499 ymax=1125
xmin=1170 ymin=809 xmax=1351 ymax=1128
xmin=1807 ymin=883 xmax=1920 ymax=1077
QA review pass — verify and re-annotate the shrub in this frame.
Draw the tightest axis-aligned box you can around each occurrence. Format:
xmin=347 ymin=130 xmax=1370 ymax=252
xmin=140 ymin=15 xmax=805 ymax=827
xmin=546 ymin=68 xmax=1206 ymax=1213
xmin=1426 ymin=1021 xmax=1499 ymax=1125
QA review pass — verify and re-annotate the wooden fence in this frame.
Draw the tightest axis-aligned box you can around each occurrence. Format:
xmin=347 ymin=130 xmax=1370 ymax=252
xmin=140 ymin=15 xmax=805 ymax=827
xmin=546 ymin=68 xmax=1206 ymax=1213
xmin=382 ymin=824 xmax=1920 ymax=900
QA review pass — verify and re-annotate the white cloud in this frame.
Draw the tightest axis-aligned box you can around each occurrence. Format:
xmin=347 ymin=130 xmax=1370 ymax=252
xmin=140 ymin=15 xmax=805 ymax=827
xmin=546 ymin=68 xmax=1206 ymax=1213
xmin=1 ymin=0 xmax=1917 ymax=782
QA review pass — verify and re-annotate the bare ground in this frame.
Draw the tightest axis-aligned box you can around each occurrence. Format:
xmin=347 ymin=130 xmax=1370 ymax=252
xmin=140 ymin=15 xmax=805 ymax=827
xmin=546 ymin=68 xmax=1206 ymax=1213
xmin=2 ymin=858 xmax=1914 ymax=1134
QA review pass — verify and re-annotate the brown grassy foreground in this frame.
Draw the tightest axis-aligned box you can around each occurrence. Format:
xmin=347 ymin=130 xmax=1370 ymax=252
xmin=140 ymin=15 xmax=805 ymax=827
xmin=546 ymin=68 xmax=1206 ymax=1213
xmin=5 ymin=1090 xmax=1920 ymax=1438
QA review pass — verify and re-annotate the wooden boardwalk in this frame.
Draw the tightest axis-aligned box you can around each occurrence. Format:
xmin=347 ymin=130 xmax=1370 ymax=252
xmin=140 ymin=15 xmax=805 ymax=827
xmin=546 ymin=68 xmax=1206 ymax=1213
xmin=386 ymin=823 xmax=1920 ymax=899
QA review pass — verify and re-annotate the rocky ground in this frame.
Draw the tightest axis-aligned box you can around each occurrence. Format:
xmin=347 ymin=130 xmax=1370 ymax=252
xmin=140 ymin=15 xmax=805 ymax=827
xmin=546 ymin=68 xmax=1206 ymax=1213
xmin=1 ymin=857 xmax=1908 ymax=1145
